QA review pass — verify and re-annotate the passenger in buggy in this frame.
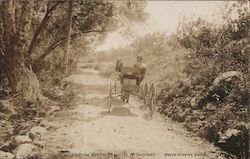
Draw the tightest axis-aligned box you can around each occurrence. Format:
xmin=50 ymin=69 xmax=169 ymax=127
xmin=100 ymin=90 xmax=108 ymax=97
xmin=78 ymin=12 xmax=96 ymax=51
xmin=134 ymin=54 xmax=146 ymax=83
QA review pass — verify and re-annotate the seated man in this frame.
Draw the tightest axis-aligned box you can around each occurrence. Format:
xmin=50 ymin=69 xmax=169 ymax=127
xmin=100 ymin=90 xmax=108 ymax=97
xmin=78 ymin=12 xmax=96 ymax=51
xmin=115 ymin=59 xmax=123 ymax=72
xmin=134 ymin=54 xmax=146 ymax=84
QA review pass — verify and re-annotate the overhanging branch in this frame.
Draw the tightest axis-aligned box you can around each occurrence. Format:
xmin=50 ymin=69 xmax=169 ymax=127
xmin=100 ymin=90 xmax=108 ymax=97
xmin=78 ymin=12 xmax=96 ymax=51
xmin=32 ymin=34 xmax=77 ymax=66
xmin=27 ymin=1 xmax=64 ymax=56
xmin=81 ymin=29 xmax=110 ymax=34
xmin=32 ymin=28 xmax=109 ymax=68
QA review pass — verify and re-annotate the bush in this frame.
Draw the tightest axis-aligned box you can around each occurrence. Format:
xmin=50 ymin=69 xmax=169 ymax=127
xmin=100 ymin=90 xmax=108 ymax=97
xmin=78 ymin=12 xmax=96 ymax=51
xmin=158 ymin=1 xmax=249 ymax=158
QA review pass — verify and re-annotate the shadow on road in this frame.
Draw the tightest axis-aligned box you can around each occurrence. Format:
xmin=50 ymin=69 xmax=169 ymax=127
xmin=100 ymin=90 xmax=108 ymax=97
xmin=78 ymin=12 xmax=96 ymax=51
xmin=99 ymin=107 xmax=138 ymax=117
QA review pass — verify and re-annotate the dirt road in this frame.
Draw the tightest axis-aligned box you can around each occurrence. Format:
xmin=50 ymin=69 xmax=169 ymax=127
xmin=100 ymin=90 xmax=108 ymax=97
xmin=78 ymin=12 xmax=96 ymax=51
xmin=40 ymin=64 xmax=222 ymax=159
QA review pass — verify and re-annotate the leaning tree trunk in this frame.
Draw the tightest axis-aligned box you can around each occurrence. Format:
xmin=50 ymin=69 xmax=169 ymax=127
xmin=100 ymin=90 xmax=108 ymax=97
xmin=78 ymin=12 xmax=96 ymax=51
xmin=62 ymin=0 xmax=73 ymax=73
xmin=4 ymin=55 xmax=43 ymax=102
xmin=2 ymin=0 xmax=43 ymax=103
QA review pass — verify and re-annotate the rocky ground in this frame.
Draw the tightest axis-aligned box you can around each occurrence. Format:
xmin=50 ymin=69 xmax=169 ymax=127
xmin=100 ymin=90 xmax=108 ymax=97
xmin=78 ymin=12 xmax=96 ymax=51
xmin=0 ymin=70 xmax=76 ymax=159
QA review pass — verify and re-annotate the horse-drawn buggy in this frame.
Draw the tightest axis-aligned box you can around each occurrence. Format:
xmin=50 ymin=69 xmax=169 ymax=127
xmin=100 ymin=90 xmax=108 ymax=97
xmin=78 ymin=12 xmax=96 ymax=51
xmin=107 ymin=60 xmax=157 ymax=118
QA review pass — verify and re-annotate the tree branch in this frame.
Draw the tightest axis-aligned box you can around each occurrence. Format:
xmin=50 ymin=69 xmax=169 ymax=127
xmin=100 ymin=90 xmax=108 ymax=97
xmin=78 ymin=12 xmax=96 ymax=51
xmin=81 ymin=29 xmax=110 ymax=34
xmin=32 ymin=28 xmax=108 ymax=68
xmin=32 ymin=34 xmax=77 ymax=67
xmin=27 ymin=1 xmax=63 ymax=56
xmin=32 ymin=40 xmax=60 ymax=67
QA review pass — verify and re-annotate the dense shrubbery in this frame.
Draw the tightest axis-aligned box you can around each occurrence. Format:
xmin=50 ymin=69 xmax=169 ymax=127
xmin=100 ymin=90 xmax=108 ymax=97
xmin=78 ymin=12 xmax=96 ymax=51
xmin=171 ymin=1 xmax=249 ymax=115
xmin=158 ymin=2 xmax=249 ymax=158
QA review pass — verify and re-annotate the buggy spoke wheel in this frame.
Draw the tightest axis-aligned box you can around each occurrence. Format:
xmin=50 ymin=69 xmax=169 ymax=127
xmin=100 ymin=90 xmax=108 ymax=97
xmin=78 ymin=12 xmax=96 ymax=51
xmin=107 ymin=82 xmax=112 ymax=112
xmin=149 ymin=83 xmax=156 ymax=118
xmin=140 ymin=83 xmax=144 ymax=97
xmin=126 ymin=93 xmax=130 ymax=103
xmin=144 ymin=82 xmax=149 ymax=97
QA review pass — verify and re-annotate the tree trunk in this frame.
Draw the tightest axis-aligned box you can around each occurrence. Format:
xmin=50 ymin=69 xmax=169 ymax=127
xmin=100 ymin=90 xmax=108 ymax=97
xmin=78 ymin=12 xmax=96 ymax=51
xmin=5 ymin=55 xmax=43 ymax=102
xmin=62 ymin=0 xmax=73 ymax=73
xmin=2 ymin=0 xmax=43 ymax=103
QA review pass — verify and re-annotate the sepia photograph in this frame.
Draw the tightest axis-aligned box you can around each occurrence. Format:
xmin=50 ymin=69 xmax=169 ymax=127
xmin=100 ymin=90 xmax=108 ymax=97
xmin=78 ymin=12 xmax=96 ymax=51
xmin=0 ymin=0 xmax=249 ymax=159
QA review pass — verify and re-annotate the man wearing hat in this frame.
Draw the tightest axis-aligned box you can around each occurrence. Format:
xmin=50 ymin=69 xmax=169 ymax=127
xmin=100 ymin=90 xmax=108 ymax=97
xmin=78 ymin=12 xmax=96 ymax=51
xmin=134 ymin=54 xmax=147 ymax=84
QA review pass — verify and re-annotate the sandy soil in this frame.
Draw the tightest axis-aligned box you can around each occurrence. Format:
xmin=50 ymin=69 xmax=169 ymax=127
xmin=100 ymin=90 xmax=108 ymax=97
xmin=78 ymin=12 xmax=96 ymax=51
xmin=40 ymin=64 xmax=222 ymax=159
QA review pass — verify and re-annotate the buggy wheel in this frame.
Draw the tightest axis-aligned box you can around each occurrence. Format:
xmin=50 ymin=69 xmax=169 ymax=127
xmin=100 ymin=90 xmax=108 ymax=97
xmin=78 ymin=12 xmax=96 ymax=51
xmin=107 ymin=82 xmax=112 ymax=112
xmin=149 ymin=83 xmax=156 ymax=118
xmin=121 ymin=85 xmax=124 ymax=99
xmin=140 ymin=83 xmax=144 ymax=97
xmin=121 ymin=93 xmax=125 ymax=102
xmin=150 ymin=83 xmax=156 ymax=99
xmin=148 ymin=99 xmax=154 ymax=118
xmin=121 ymin=91 xmax=123 ymax=100
xmin=126 ymin=93 xmax=130 ymax=103
xmin=121 ymin=90 xmax=126 ymax=102
xmin=143 ymin=83 xmax=149 ymax=105
xmin=144 ymin=83 xmax=149 ymax=97
xmin=122 ymin=91 xmax=129 ymax=103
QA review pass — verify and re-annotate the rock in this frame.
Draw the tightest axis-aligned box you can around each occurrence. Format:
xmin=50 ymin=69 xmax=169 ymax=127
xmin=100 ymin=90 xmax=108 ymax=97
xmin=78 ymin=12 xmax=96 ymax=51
xmin=236 ymin=109 xmax=248 ymax=121
xmin=205 ymin=103 xmax=217 ymax=111
xmin=15 ymin=143 xmax=37 ymax=159
xmin=37 ymin=111 xmax=46 ymax=117
xmin=185 ymin=115 xmax=199 ymax=122
xmin=175 ymin=115 xmax=185 ymax=122
xmin=48 ymin=106 xmax=61 ymax=116
xmin=198 ymin=123 xmax=218 ymax=142
xmin=33 ymin=139 xmax=45 ymax=148
xmin=52 ymin=78 xmax=60 ymax=85
xmin=0 ymin=100 xmax=16 ymax=115
xmin=11 ymin=135 xmax=32 ymax=148
xmin=0 ymin=150 xmax=15 ymax=159
xmin=190 ymin=93 xmax=207 ymax=109
xmin=39 ymin=120 xmax=58 ymax=131
xmin=199 ymin=114 xmax=205 ymax=120
xmin=23 ymin=107 xmax=37 ymax=117
xmin=39 ymin=120 xmax=49 ymax=126
xmin=29 ymin=126 xmax=48 ymax=141
xmin=234 ymin=122 xmax=248 ymax=130
xmin=185 ymin=121 xmax=207 ymax=134
xmin=224 ymin=129 xmax=241 ymax=138
xmin=218 ymin=129 xmax=240 ymax=142
xmin=0 ymin=141 xmax=12 ymax=152
xmin=218 ymin=129 xmax=242 ymax=149
xmin=184 ymin=122 xmax=199 ymax=133
xmin=212 ymin=71 xmax=243 ymax=86
xmin=190 ymin=96 xmax=199 ymax=109
xmin=174 ymin=111 xmax=187 ymax=122
xmin=0 ymin=112 xmax=7 ymax=119
xmin=50 ymin=106 xmax=60 ymax=112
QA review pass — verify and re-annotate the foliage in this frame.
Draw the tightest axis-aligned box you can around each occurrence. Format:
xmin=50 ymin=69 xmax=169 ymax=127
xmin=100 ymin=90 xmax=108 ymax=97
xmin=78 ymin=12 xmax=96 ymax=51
xmin=158 ymin=2 xmax=249 ymax=157
xmin=30 ymin=0 xmax=147 ymax=74
xmin=176 ymin=1 xmax=249 ymax=86
xmin=0 ymin=0 xmax=147 ymax=102
xmin=0 ymin=0 xmax=147 ymax=73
